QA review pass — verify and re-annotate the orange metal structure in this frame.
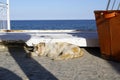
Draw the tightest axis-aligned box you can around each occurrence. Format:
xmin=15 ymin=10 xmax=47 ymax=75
xmin=94 ymin=10 xmax=120 ymax=61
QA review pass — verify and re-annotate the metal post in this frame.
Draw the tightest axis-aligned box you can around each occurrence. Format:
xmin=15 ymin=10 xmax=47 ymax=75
xmin=117 ymin=2 xmax=120 ymax=10
xmin=106 ymin=0 xmax=111 ymax=10
xmin=7 ymin=0 xmax=10 ymax=30
xmin=111 ymin=0 xmax=116 ymax=10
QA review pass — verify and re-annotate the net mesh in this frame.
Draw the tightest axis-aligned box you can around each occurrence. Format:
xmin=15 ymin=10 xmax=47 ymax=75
xmin=0 ymin=0 xmax=8 ymax=30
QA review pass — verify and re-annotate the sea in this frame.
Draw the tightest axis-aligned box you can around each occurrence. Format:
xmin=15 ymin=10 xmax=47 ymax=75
xmin=11 ymin=20 xmax=97 ymax=31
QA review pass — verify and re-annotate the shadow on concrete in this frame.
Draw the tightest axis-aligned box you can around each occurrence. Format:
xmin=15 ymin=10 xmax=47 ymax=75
xmin=0 ymin=67 xmax=22 ymax=80
xmin=0 ymin=33 xmax=58 ymax=80
xmin=69 ymin=31 xmax=120 ymax=74
xmin=8 ymin=46 xmax=58 ymax=80
xmin=84 ymin=47 xmax=120 ymax=74
xmin=84 ymin=47 xmax=101 ymax=58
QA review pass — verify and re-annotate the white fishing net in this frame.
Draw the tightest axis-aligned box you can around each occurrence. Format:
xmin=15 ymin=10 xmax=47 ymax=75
xmin=0 ymin=0 xmax=8 ymax=30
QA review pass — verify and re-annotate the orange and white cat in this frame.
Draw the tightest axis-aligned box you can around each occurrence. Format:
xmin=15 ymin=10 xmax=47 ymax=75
xmin=30 ymin=42 xmax=84 ymax=60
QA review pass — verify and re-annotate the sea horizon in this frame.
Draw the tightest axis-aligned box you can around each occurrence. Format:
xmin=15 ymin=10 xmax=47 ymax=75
xmin=11 ymin=20 xmax=97 ymax=31
xmin=10 ymin=19 xmax=95 ymax=21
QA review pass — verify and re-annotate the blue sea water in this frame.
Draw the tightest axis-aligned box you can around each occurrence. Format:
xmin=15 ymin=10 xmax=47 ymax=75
xmin=11 ymin=20 xmax=97 ymax=31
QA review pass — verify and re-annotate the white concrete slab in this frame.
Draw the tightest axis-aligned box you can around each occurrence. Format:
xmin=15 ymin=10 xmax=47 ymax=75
xmin=0 ymin=31 xmax=99 ymax=47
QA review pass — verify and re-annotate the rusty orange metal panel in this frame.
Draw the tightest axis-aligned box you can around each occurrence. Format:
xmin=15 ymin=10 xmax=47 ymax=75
xmin=94 ymin=10 xmax=120 ymax=61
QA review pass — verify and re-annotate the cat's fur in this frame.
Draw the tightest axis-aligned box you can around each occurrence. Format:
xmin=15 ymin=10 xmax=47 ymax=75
xmin=30 ymin=42 xmax=84 ymax=60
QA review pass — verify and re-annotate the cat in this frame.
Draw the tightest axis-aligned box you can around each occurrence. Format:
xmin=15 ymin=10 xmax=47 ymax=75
xmin=28 ymin=42 xmax=84 ymax=60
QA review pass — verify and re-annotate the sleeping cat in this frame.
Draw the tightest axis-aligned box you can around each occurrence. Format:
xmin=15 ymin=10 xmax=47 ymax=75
xmin=29 ymin=42 xmax=84 ymax=60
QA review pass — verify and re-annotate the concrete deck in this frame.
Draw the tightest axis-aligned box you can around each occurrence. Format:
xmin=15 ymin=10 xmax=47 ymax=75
xmin=0 ymin=30 xmax=119 ymax=80
xmin=0 ymin=46 xmax=120 ymax=80
xmin=0 ymin=30 xmax=99 ymax=47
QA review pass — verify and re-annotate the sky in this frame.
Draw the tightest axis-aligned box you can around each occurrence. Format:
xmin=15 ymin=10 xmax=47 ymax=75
xmin=9 ymin=0 xmax=110 ymax=20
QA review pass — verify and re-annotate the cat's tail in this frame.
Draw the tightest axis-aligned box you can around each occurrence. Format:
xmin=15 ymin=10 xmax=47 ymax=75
xmin=54 ymin=48 xmax=84 ymax=60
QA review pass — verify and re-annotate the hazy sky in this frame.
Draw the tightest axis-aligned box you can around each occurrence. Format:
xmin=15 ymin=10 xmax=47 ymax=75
xmin=10 ymin=0 xmax=110 ymax=20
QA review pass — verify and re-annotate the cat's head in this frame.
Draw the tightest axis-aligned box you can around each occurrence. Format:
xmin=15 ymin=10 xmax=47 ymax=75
xmin=32 ymin=43 xmax=45 ymax=56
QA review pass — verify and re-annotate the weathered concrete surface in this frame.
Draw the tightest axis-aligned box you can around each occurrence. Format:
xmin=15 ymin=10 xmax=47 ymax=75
xmin=0 ymin=46 xmax=120 ymax=80
xmin=0 ymin=30 xmax=99 ymax=47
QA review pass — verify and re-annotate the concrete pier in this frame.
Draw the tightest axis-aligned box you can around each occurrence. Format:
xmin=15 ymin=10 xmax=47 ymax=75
xmin=0 ymin=46 xmax=120 ymax=80
xmin=0 ymin=30 xmax=120 ymax=80
xmin=0 ymin=30 xmax=99 ymax=47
